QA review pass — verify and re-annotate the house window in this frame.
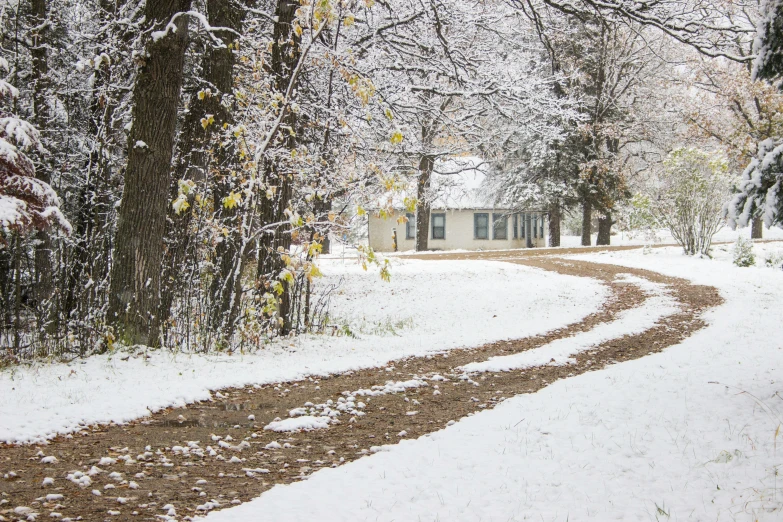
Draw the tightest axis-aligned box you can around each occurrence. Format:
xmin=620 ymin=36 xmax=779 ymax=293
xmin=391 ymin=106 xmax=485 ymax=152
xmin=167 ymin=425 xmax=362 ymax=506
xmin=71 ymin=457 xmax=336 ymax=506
xmin=520 ymin=213 xmax=525 ymax=238
xmin=533 ymin=215 xmax=538 ymax=239
xmin=540 ymin=214 xmax=545 ymax=239
xmin=493 ymin=213 xmax=508 ymax=240
xmin=431 ymin=213 xmax=446 ymax=240
xmin=474 ymin=213 xmax=489 ymax=240
xmin=405 ymin=213 xmax=416 ymax=240
xmin=513 ymin=214 xmax=518 ymax=239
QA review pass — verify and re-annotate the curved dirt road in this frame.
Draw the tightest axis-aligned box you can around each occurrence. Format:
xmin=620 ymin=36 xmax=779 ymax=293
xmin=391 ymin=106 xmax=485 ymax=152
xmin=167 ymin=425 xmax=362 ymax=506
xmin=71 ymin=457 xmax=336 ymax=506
xmin=0 ymin=255 xmax=721 ymax=522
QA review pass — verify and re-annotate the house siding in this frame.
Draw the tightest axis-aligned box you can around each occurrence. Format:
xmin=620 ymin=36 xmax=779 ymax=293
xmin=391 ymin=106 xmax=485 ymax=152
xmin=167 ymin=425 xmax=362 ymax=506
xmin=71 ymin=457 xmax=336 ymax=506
xmin=368 ymin=209 xmax=547 ymax=252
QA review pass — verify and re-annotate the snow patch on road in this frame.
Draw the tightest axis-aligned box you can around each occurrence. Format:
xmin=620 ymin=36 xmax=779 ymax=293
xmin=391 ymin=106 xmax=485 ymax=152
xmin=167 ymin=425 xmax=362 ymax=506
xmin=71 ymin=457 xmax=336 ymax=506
xmin=263 ymin=416 xmax=331 ymax=433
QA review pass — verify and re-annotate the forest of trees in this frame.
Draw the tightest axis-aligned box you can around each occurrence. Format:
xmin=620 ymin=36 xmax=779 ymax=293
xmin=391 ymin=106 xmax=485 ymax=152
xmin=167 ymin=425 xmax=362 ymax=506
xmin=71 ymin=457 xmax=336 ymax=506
xmin=1 ymin=0 xmax=781 ymax=360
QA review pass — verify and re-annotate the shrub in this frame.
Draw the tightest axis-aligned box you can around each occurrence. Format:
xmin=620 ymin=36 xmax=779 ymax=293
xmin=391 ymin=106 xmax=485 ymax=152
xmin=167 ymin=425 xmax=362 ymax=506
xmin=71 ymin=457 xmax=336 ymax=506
xmin=648 ymin=148 xmax=733 ymax=257
xmin=763 ymin=249 xmax=783 ymax=269
xmin=732 ymin=236 xmax=755 ymax=267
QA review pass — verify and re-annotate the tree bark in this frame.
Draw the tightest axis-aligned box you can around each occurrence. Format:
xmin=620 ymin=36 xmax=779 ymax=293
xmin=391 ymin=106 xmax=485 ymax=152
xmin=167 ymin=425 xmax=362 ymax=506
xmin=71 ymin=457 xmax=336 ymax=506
xmin=313 ymin=195 xmax=332 ymax=254
xmin=548 ymin=201 xmax=561 ymax=247
xmin=205 ymin=0 xmax=246 ymax=339
xmin=154 ymin=0 xmax=246 ymax=339
xmin=597 ymin=212 xmax=612 ymax=245
xmin=751 ymin=216 xmax=763 ymax=239
xmin=107 ymin=0 xmax=192 ymax=347
xmin=581 ymin=199 xmax=592 ymax=246
xmin=415 ymin=155 xmax=434 ymax=252
xmin=256 ymin=0 xmax=301 ymax=335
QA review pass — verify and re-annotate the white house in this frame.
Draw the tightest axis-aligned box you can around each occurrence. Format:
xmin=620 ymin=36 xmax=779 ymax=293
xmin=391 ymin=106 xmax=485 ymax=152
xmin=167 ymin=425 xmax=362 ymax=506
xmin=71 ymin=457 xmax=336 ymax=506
xmin=368 ymin=158 xmax=547 ymax=252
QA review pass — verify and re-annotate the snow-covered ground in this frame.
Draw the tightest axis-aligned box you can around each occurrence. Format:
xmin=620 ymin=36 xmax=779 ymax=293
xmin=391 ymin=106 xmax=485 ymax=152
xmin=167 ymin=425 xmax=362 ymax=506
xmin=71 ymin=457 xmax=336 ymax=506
xmin=0 ymin=258 xmax=605 ymax=444
xmin=559 ymin=224 xmax=783 ymax=248
xmin=204 ymin=245 xmax=783 ymax=522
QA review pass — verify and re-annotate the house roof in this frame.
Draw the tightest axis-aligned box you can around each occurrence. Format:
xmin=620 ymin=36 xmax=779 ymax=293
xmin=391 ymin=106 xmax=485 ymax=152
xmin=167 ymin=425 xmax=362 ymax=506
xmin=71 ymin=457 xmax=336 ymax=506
xmin=428 ymin=157 xmax=493 ymax=209
xmin=373 ymin=156 xmax=504 ymax=210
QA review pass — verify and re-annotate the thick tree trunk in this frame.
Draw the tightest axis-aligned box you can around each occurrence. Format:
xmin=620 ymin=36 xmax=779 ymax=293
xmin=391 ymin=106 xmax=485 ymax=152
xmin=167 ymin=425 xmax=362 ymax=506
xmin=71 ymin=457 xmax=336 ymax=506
xmin=751 ymin=217 xmax=763 ymax=239
xmin=30 ymin=0 xmax=54 ymax=321
xmin=207 ymin=0 xmax=246 ymax=339
xmin=256 ymin=0 xmax=300 ymax=335
xmin=548 ymin=201 xmax=561 ymax=247
xmin=152 ymin=0 xmax=246 ymax=341
xmin=597 ymin=212 xmax=612 ymax=245
xmin=581 ymin=199 xmax=592 ymax=246
xmin=107 ymin=0 xmax=192 ymax=347
xmin=415 ymin=155 xmax=434 ymax=252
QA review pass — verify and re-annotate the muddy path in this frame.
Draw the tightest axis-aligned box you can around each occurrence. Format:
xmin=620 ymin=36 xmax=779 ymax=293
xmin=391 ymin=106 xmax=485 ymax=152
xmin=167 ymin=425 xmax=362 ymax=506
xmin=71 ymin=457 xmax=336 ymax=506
xmin=0 ymin=258 xmax=721 ymax=522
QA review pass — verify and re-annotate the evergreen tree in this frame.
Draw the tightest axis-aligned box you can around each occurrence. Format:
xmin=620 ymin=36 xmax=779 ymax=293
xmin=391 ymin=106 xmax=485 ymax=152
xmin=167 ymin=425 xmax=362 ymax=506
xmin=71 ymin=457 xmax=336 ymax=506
xmin=728 ymin=0 xmax=783 ymax=229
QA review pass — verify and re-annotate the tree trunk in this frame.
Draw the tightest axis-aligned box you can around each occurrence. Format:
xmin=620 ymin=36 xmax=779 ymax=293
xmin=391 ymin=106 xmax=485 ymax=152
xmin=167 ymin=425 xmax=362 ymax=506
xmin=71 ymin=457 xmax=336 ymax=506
xmin=752 ymin=217 xmax=763 ymax=239
xmin=548 ymin=201 xmax=561 ymax=247
xmin=107 ymin=0 xmax=192 ymax=347
xmin=161 ymin=0 xmax=245 ymax=340
xmin=256 ymin=0 xmax=301 ymax=335
xmin=581 ymin=199 xmax=592 ymax=246
xmin=314 ymin=195 xmax=332 ymax=254
xmin=30 ymin=0 xmax=54 ymax=321
xmin=415 ymin=155 xmax=434 ymax=252
xmin=597 ymin=212 xmax=612 ymax=245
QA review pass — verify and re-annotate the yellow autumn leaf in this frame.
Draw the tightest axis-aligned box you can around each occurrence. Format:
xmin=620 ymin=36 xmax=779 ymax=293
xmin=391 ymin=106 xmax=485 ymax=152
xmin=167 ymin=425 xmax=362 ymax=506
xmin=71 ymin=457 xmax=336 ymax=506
xmin=200 ymin=114 xmax=215 ymax=130
xmin=308 ymin=263 xmax=323 ymax=279
xmin=222 ymin=191 xmax=242 ymax=209
xmin=390 ymin=129 xmax=403 ymax=145
xmin=172 ymin=195 xmax=190 ymax=215
xmin=357 ymin=205 xmax=366 ymax=217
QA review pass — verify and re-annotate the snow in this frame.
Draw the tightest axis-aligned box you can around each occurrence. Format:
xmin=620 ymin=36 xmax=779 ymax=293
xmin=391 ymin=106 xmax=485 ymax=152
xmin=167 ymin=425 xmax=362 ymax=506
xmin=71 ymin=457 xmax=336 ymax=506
xmin=459 ymin=274 xmax=678 ymax=373
xmin=202 ymin=243 xmax=783 ymax=522
xmin=263 ymin=416 xmax=331 ymax=432
xmin=0 ymin=257 xmax=605 ymax=443
xmin=354 ymin=378 xmax=427 ymax=396
xmin=560 ymin=225 xmax=783 ymax=248
xmin=0 ymin=196 xmax=25 ymax=228
xmin=376 ymin=226 xmax=783 ymax=258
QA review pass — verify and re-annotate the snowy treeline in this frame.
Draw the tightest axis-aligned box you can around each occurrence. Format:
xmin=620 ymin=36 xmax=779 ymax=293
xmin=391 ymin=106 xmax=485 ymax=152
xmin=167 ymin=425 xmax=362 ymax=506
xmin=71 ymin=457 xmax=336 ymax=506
xmin=0 ymin=0 xmax=778 ymax=359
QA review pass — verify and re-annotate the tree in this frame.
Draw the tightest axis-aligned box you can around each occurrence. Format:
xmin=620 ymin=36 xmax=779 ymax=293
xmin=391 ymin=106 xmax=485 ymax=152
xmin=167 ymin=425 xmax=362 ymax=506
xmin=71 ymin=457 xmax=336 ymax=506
xmin=107 ymin=0 xmax=193 ymax=347
xmin=0 ymin=70 xmax=69 ymax=237
xmin=727 ymin=0 xmax=783 ymax=229
xmin=513 ymin=0 xmax=755 ymax=61
xmin=0 ymin=66 xmax=70 ymax=351
xmin=358 ymin=0 xmax=569 ymax=251
xmin=649 ymin=148 xmax=732 ymax=256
